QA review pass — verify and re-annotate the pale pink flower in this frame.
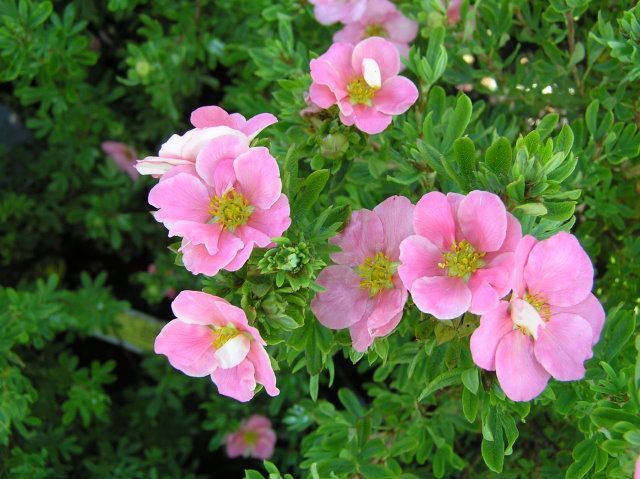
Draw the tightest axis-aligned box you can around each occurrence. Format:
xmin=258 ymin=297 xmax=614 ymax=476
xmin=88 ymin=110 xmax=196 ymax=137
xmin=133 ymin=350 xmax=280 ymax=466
xmin=309 ymin=0 xmax=367 ymax=25
xmin=470 ymin=233 xmax=605 ymax=402
xmin=333 ymin=0 xmax=418 ymax=58
xmin=154 ymin=291 xmax=279 ymax=402
xmin=300 ymin=92 xmax=323 ymax=117
xmin=311 ymin=196 xmax=413 ymax=351
xmin=398 ymin=191 xmax=521 ymax=319
xmin=635 ymin=456 xmax=640 ymax=479
xmin=148 ymin=135 xmax=291 ymax=276
xmin=136 ymin=106 xmax=277 ymax=177
xmin=309 ymin=37 xmax=418 ymax=134
xmin=101 ymin=141 xmax=139 ymax=181
xmin=226 ymin=415 xmax=276 ymax=460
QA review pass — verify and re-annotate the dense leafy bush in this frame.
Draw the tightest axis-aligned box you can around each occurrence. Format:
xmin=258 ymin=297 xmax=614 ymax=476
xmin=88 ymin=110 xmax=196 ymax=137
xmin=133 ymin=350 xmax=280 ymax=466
xmin=1 ymin=0 xmax=639 ymax=478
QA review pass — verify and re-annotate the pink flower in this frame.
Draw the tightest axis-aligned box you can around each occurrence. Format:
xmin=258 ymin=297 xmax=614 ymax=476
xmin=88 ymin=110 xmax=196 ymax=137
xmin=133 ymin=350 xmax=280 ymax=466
xmin=311 ymin=196 xmax=414 ymax=351
xmin=635 ymin=456 xmax=640 ymax=479
xmin=147 ymin=135 xmax=291 ymax=276
xmin=309 ymin=0 xmax=367 ymax=25
xmin=443 ymin=0 xmax=463 ymax=24
xmin=309 ymin=37 xmax=418 ymax=134
xmin=154 ymin=291 xmax=279 ymax=402
xmin=136 ymin=106 xmax=277 ymax=177
xmin=333 ymin=0 xmax=418 ymax=58
xmin=101 ymin=141 xmax=139 ymax=181
xmin=226 ymin=415 xmax=276 ymax=460
xmin=470 ymin=233 xmax=605 ymax=402
xmin=398 ymin=191 xmax=521 ymax=319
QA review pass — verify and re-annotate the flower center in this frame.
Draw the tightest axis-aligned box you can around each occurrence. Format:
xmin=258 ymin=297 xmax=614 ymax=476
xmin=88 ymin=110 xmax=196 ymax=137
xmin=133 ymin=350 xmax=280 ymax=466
xmin=356 ymin=252 xmax=395 ymax=296
xmin=347 ymin=78 xmax=379 ymax=105
xmin=208 ymin=190 xmax=253 ymax=231
xmin=364 ymin=23 xmax=387 ymax=37
xmin=522 ymin=292 xmax=551 ymax=321
xmin=243 ymin=430 xmax=259 ymax=446
xmin=438 ymin=240 xmax=485 ymax=280
xmin=211 ymin=324 xmax=241 ymax=349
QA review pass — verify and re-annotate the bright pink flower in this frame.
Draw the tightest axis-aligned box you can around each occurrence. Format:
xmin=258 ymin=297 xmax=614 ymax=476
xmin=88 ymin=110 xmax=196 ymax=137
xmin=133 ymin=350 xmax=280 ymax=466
xmin=102 ymin=141 xmax=139 ymax=181
xmin=226 ymin=415 xmax=276 ymax=460
xmin=148 ymin=135 xmax=291 ymax=276
xmin=311 ymin=196 xmax=413 ymax=351
xmin=333 ymin=0 xmax=418 ymax=58
xmin=309 ymin=0 xmax=367 ymax=25
xmin=136 ymin=106 xmax=277 ymax=177
xmin=470 ymin=233 xmax=605 ymax=402
xmin=309 ymin=37 xmax=419 ymax=135
xmin=155 ymin=291 xmax=279 ymax=402
xmin=398 ymin=191 xmax=521 ymax=319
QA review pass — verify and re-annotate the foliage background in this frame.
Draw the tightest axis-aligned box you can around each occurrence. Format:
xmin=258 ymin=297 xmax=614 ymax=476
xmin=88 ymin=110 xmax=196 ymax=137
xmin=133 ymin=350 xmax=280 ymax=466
xmin=1 ymin=0 xmax=639 ymax=478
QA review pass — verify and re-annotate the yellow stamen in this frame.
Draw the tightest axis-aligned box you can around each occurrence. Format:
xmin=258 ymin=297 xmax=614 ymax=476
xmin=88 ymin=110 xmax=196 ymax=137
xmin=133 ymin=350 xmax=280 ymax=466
xmin=522 ymin=292 xmax=551 ymax=321
xmin=243 ymin=430 xmax=259 ymax=446
xmin=211 ymin=324 xmax=241 ymax=349
xmin=364 ymin=23 xmax=387 ymax=38
xmin=437 ymin=240 xmax=485 ymax=280
xmin=347 ymin=78 xmax=379 ymax=105
xmin=208 ymin=190 xmax=253 ymax=231
xmin=356 ymin=252 xmax=395 ymax=296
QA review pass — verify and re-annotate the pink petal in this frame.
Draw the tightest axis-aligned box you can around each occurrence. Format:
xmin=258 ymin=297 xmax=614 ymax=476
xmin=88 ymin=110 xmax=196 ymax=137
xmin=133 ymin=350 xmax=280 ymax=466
xmin=169 ymin=221 xmax=221 ymax=255
xmin=241 ymin=113 xmax=277 ymax=139
xmin=225 ymin=431 xmax=246 ymax=457
xmin=374 ymin=76 xmax=419 ymax=115
xmin=252 ymin=431 xmax=276 ymax=459
xmin=534 ymin=313 xmax=593 ymax=381
xmin=350 ymin=104 xmax=392 ymax=134
xmin=246 ymin=195 xmax=292 ymax=240
xmin=181 ymin=127 xmax=247 ymax=161
xmin=311 ymin=265 xmax=370 ymax=329
xmin=148 ymin=173 xmax=211 ymax=227
xmin=190 ymin=105 xmax=233 ymax=129
xmin=385 ymin=13 xmax=418 ymax=43
xmin=410 ymin=275 xmax=471 ymax=319
xmin=154 ymin=319 xmax=217 ymax=377
xmin=171 ymin=290 xmax=245 ymax=327
xmin=333 ymin=23 xmax=364 ymax=45
xmin=552 ymin=293 xmax=605 ymax=345
xmin=245 ymin=415 xmax=272 ymax=430
xmin=211 ymin=361 xmax=257 ymax=402
xmin=468 ymin=253 xmax=514 ymax=314
xmin=372 ymin=195 xmax=414 ymax=258
xmin=309 ymin=83 xmax=338 ymax=108
xmin=330 ymin=209 xmax=384 ymax=266
xmin=247 ymin=343 xmax=279 ymax=397
xmin=367 ymin=287 xmax=407 ymax=330
xmin=524 ymin=232 xmax=594 ymax=307
xmin=470 ymin=302 xmax=512 ymax=371
xmin=180 ymin=230 xmax=244 ymax=276
xmin=497 ymin=213 xmax=523 ymax=254
xmin=456 ymin=190 xmax=507 ymax=253
xmin=310 ymin=43 xmax=353 ymax=93
xmin=512 ymin=235 xmax=537 ymax=297
xmin=495 ymin=330 xmax=550 ymax=401
xmin=195 ymin=135 xmax=248 ymax=190
xmin=135 ymin=156 xmax=192 ymax=176
xmin=413 ymin=191 xmax=456 ymax=250
xmin=398 ymin=235 xmax=443 ymax=289
xmin=234 ymin=147 xmax=282 ymax=209
xmin=351 ymin=37 xmax=400 ymax=81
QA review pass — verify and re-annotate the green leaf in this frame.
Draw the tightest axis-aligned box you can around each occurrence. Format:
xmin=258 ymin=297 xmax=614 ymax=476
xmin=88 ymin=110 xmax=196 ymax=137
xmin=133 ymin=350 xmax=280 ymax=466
xmin=481 ymin=407 xmax=505 ymax=473
xmin=443 ymin=95 xmax=472 ymax=152
xmin=585 ymin=100 xmax=600 ymax=137
xmin=461 ymin=368 xmax=479 ymax=394
xmin=338 ymin=388 xmax=365 ymax=417
xmin=485 ymin=137 xmax=512 ymax=177
xmin=453 ymin=137 xmax=476 ymax=181
xmin=462 ymin=387 xmax=479 ymax=423
xmin=544 ymin=201 xmax=576 ymax=222
xmin=293 ymin=169 xmax=329 ymax=220
xmin=418 ymin=370 xmax=461 ymax=401
xmin=515 ymin=203 xmax=548 ymax=216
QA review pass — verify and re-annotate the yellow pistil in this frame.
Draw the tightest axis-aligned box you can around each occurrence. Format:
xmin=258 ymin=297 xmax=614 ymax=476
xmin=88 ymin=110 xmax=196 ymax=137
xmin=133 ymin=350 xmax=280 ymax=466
xmin=438 ymin=240 xmax=485 ymax=280
xmin=356 ymin=252 xmax=395 ymax=296
xmin=208 ymin=190 xmax=253 ymax=231
xmin=364 ymin=23 xmax=387 ymax=38
xmin=243 ymin=430 xmax=259 ymax=446
xmin=347 ymin=78 xmax=379 ymax=106
xmin=211 ymin=324 xmax=241 ymax=349
xmin=523 ymin=292 xmax=551 ymax=321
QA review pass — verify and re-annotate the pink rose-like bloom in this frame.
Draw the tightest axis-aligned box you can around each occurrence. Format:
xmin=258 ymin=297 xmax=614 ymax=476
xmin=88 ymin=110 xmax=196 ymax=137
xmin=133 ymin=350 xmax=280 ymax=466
xmin=155 ymin=291 xmax=279 ymax=402
xmin=226 ymin=415 xmax=276 ymax=460
xmin=398 ymin=191 xmax=522 ymax=320
xmin=333 ymin=0 xmax=418 ymax=58
xmin=309 ymin=37 xmax=419 ymax=134
xmin=148 ymin=134 xmax=291 ymax=276
xmin=311 ymin=196 xmax=414 ymax=351
xmin=101 ymin=141 xmax=139 ymax=181
xmin=136 ymin=106 xmax=277 ymax=177
xmin=309 ymin=0 xmax=367 ymax=25
xmin=470 ymin=233 xmax=605 ymax=402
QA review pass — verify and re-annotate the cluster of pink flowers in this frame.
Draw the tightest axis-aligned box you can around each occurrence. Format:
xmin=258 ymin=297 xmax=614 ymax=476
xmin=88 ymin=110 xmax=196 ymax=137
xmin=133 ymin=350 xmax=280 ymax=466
xmin=306 ymin=1 xmax=420 ymax=134
xmin=312 ymin=190 xmax=605 ymax=402
xmin=137 ymin=106 xmax=287 ymax=403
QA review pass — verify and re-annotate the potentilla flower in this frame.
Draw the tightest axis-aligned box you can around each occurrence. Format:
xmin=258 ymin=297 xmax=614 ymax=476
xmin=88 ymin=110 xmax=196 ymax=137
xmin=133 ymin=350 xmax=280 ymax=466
xmin=154 ymin=291 xmax=279 ymax=402
xmin=101 ymin=141 xmax=139 ymax=181
xmin=226 ymin=415 xmax=276 ymax=460
xmin=309 ymin=37 xmax=419 ymax=134
xmin=333 ymin=0 xmax=418 ymax=58
xmin=311 ymin=196 xmax=413 ymax=351
xmin=136 ymin=105 xmax=277 ymax=177
xmin=470 ymin=233 xmax=605 ymax=402
xmin=398 ymin=191 xmax=522 ymax=319
xmin=309 ymin=0 xmax=367 ymax=25
xmin=148 ymin=135 xmax=291 ymax=276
